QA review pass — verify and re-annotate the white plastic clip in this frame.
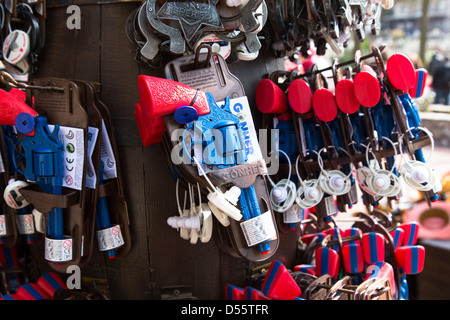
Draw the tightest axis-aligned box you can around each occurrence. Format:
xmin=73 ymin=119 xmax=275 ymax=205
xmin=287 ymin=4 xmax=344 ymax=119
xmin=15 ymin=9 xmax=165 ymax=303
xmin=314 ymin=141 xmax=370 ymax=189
xmin=398 ymin=127 xmax=442 ymax=193
xmin=363 ymin=137 xmax=401 ymax=197
xmin=316 ymin=148 xmax=352 ymax=196
xmin=3 ymin=178 xmax=30 ymax=209
xmin=294 ymin=154 xmax=324 ymax=209
xmin=193 ymin=156 xmax=242 ymax=222
xmin=266 ymin=150 xmax=296 ymax=212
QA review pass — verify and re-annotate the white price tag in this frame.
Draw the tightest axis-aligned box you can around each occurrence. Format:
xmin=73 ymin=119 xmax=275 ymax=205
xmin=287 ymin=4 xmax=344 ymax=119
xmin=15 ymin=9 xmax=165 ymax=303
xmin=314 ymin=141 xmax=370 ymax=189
xmin=44 ymin=237 xmax=73 ymax=262
xmin=96 ymin=225 xmax=124 ymax=251
xmin=0 ymin=215 xmax=7 ymax=236
xmin=85 ymin=127 xmax=99 ymax=189
xmin=17 ymin=213 xmax=34 ymax=235
xmin=240 ymin=211 xmax=276 ymax=247
xmin=99 ymin=120 xmax=117 ymax=180
xmin=283 ymin=204 xmax=304 ymax=223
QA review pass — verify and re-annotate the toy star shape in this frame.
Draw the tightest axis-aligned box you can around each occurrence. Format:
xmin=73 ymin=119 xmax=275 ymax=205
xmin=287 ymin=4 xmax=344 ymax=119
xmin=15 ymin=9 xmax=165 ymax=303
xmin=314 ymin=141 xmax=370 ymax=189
xmin=156 ymin=0 xmax=223 ymax=42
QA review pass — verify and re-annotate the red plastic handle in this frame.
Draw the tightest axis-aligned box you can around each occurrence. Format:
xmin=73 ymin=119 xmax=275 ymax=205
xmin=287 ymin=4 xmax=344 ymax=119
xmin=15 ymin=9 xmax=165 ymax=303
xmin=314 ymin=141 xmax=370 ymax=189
xmin=361 ymin=233 xmax=385 ymax=265
xmin=395 ymin=245 xmax=425 ymax=274
xmin=0 ymin=89 xmax=38 ymax=135
xmin=315 ymin=247 xmax=340 ymax=278
xmin=135 ymin=103 xmax=166 ymax=146
xmin=138 ymin=75 xmax=210 ymax=118
xmin=261 ymin=260 xmax=302 ymax=300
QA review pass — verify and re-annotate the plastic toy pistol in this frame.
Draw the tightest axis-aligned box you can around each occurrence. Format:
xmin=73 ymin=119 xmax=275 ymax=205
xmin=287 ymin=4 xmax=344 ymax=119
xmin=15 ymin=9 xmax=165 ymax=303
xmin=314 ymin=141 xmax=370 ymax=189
xmin=21 ymin=117 xmax=65 ymax=245
xmin=0 ymin=89 xmax=65 ymax=261
xmin=137 ymin=76 xmax=272 ymax=254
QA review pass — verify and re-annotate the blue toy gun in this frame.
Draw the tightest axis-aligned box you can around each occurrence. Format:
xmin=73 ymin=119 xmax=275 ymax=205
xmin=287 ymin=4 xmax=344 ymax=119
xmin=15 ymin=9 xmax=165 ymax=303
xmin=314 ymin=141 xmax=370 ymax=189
xmin=20 ymin=116 xmax=65 ymax=259
xmin=181 ymin=94 xmax=272 ymax=255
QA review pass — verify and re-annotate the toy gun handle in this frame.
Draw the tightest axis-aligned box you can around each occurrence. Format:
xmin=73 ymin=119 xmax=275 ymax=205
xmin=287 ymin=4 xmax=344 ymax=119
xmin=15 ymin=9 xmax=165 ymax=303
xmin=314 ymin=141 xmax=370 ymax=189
xmin=371 ymin=101 xmax=398 ymax=175
xmin=20 ymin=117 xmax=64 ymax=242
xmin=397 ymin=93 xmax=426 ymax=162
xmin=302 ymin=118 xmax=324 ymax=160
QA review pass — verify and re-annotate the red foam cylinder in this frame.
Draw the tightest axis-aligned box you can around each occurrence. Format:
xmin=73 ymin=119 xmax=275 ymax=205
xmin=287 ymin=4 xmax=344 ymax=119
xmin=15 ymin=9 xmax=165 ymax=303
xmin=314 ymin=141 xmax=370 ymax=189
xmin=288 ymin=79 xmax=312 ymax=114
xmin=36 ymin=272 xmax=68 ymax=298
xmin=138 ymin=75 xmax=210 ymax=118
xmin=353 ymin=71 xmax=381 ymax=108
xmin=335 ymin=79 xmax=360 ymax=114
xmin=225 ymin=284 xmax=245 ymax=300
xmin=312 ymin=88 xmax=338 ymax=122
xmin=361 ymin=233 xmax=386 ymax=265
xmin=255 ymin=79 xmax=288 ymax=114
xmin=386 ymin=53 xmax=416 ymax=91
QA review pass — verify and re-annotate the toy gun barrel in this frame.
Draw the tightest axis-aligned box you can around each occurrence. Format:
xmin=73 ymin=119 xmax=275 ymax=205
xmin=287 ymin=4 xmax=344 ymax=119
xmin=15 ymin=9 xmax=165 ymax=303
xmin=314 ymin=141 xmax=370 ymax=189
xmin=95 ymin=164 xmax=117 ymax=259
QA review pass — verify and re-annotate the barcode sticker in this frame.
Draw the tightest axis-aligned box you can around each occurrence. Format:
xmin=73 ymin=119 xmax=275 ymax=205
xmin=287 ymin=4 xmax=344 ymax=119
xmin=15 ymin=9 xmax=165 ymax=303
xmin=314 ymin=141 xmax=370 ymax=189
xmin=0 ymin=215 xmax=6 ymax=236
xmin=283 ymin=204 xmax=304 ymax=223
xmin=240 ymin=211 xmax=276 ymax=247
xmin=17 ymin=214 xmax=34 ymax=235
xmin=44 ymin=237 xmax=73 ymax=262
xmin=96 ymin=225 xmax=124 ymax=251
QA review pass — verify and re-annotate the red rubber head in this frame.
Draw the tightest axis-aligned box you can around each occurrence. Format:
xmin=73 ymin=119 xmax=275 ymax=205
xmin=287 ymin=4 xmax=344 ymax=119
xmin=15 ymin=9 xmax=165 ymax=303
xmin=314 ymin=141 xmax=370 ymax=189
xmin=353 ymin=71 xmax=381 ymax=108
xmin=288 ymin=78 xmax=313 ymax=114
xmin=386 ymin=53 xmax=416 ymax=91
xmin=255 ymin=78 xmax=288 ymax=114
xmin=312 ymin=88 xmax=338 ymax=122
xmin=335 ymin=79 xmax=360 ymax=114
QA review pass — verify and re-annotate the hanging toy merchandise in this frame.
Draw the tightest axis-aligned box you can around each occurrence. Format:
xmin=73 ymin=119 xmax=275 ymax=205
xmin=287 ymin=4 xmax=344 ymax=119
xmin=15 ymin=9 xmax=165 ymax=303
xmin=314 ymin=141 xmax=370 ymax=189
xmin=294 ymin=154 xmax=323 ymax=210
xmin=316 ymin=148 xmax=352 ymax=196
xmin=362 ymin=138 xmax=402 ymax=198
xmin=399 ymin=127 xmax=442 ymax=194
xmin=266 ymin=150 xmax=297 ymax=213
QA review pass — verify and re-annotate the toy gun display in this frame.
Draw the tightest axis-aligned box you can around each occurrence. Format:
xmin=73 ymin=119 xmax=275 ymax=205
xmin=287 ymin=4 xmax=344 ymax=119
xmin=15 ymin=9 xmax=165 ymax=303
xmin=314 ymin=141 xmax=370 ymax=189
xmin=0 ymin=74 xmax=132 ymax=271
xmin=0 ymin=90 xmax=67 ymax=264
xmin=136 ymin=71 xmax=277 ymax=259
